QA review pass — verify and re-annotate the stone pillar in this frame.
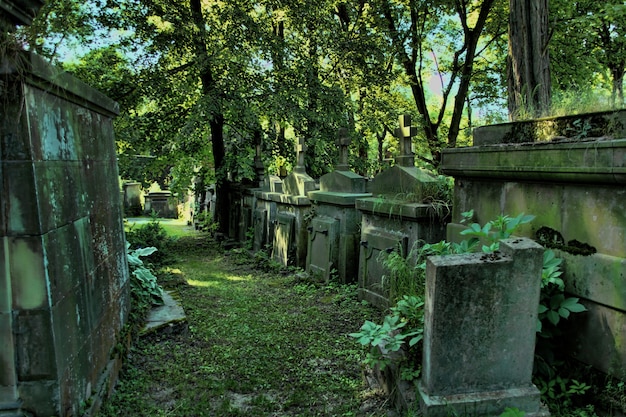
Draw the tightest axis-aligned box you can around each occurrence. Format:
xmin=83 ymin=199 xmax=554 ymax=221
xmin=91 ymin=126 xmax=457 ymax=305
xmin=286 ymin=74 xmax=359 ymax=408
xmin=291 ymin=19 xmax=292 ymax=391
xmin=418 ymin=238 xmax=547 ymax=417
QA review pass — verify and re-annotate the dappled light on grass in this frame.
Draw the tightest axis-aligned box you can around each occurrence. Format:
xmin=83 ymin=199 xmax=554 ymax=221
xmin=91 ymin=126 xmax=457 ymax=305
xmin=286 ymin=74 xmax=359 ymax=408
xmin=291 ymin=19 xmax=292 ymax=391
xmin=99 ymin=232 xmax=392 ymax=416
xmin=187 ymin=274 xmax=251 ymax=287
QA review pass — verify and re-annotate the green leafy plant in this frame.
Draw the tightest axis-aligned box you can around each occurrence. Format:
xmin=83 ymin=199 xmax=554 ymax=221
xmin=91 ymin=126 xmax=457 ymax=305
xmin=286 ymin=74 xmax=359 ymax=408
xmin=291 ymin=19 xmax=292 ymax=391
xmin=127 ymin=242 xmax=164 ymax=317
xmin=195 ymin=210 xmax=218 ymax=234
xmin=536 ymin=375 xmax=591 ymax=409
xmin=459 ymin=211 xmax=536 ymax=253
xmin=349 ymin=295 xmax=423 ymax=379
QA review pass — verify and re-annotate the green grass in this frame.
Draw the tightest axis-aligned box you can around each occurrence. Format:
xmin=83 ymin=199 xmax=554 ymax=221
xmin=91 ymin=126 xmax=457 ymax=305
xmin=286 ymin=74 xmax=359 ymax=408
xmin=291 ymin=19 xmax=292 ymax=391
xmin=99 ymin=225 xmax=390 ymax=416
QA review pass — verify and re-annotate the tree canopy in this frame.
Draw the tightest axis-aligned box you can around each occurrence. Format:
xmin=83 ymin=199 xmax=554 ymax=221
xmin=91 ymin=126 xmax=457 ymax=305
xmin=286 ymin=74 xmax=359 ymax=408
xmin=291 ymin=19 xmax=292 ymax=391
xmin=19 ymin=0 xmax=626 ymax=225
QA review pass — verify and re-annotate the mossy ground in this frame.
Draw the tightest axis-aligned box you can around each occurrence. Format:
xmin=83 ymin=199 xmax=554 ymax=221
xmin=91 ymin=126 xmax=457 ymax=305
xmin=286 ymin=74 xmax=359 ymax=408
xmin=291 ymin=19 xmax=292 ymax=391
xmin=99 ymin=225 xmax=394 ymax=417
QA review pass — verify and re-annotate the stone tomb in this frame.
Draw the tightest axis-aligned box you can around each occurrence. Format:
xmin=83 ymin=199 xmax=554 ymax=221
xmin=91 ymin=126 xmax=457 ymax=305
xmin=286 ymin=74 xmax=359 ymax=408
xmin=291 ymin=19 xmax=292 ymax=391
xmin=440 ymin=110 xmax=626 ymax=378
xmin=270 ymin=137 xmax=317 ymax=267
xmin=357 ymin=115 xmax=448 ymax=307
xmin=144 ymin=190 xmax=177 ymax=218
xmin=0 ymin=50 xmax=128 ymax=416
xmin=419 ymin=238 xmax=546 ymax=417
xmin=253 ymin=175 xmax=283 ymax=252
xmin=307 ymin=128 xmax=371 ymax=283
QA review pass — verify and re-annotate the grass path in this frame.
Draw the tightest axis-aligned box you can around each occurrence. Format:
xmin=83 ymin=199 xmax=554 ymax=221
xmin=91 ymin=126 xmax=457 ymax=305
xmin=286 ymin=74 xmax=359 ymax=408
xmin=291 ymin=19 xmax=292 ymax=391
xmin=99 ymin=230 xmax=393 ymax=416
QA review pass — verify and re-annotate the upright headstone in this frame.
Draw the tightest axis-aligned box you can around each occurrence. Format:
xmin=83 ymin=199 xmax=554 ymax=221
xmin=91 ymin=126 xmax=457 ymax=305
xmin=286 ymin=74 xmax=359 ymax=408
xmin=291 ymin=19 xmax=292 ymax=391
xmin=253 ymin=174 xmax=283 ymax=252
xmin=307 ymin=128 xmax=371 ymax=282
xmin=419 ymin=238 xmax=547 ymax=417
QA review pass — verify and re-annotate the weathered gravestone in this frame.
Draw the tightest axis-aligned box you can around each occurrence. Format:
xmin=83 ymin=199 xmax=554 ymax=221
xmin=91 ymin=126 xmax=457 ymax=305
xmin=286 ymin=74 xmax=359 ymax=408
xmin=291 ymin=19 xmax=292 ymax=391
xmin=307 ymin=128 xmax=371 ymax=282
xmin=418 ymin=238 xmax=548 ymax=417
xmin=357 ymin=115 xmax=448 ymax=307
xmin=269 ymin=136 xmax=317 ymax=267
xmin=0 ymin=46 xmax=128 ymax=417
xmin=122 ymin=181 xmax=143 ymax=216
xmin=253 ymin=175 xmax=283 ymax=252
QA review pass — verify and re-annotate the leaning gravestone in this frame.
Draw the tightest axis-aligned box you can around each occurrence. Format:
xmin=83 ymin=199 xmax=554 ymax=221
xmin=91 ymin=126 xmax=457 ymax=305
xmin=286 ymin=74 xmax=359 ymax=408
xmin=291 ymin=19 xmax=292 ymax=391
xmin=418 ymin=238 xmax=548 ymax=417
xmin=356 ymin=115 xmax=448 ymax=307
xmin=307 ymin=128 xmax=371 ymax=282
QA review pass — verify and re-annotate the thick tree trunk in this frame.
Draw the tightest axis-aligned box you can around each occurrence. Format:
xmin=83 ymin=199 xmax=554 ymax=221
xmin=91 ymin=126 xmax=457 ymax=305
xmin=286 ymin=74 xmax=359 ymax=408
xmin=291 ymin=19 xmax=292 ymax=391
xmin=507 ymin=0 xmax=551 ymax=120
xmin=190 ymin=0 xmax=229 ymax=234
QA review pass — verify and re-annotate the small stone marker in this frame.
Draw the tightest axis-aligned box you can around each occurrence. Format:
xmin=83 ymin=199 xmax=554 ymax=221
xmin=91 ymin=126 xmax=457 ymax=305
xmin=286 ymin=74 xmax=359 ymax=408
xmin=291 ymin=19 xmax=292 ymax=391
xmin=395 ymin=114 xmax=417 ymax=167
xmin=335 ymin=128 xmax=351 ymax=171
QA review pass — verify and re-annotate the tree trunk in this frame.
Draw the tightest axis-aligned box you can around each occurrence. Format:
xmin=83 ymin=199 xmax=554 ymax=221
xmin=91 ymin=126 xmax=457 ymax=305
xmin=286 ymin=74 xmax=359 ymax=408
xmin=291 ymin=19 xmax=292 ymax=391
xmin=507 ymin=0 xmax=551 ymax=120
xmin=448 ymin=0 xmax=495 ymax=148
xmin=190 ymin=0 xmax=229 ymax=234
xmin=611 ymin=65 xmax=625 ymax=108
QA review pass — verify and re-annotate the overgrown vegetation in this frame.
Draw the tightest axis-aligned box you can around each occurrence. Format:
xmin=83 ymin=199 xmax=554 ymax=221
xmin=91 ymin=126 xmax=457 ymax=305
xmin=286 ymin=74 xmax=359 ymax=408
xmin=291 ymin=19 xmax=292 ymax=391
xmin=126 ymin=243 xmax=164 ymax=322
xmin=125 ymin=216 xmax=177 ymax=266
xmin=102 ymin=227 xmax=393 ymax=416
xmin=352 ymin=210 xmax=594 ymax=415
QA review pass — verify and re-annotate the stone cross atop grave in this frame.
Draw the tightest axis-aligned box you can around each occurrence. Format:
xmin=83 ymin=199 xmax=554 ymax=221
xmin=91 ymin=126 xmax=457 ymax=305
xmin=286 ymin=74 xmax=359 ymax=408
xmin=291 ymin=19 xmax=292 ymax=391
xmin=335 ymin=128 xmax=351 ymax=171
xmin=294 ymin=136 xmax=307 ymax=173
xmin=394 ymin=114 xmax=417 ymax=167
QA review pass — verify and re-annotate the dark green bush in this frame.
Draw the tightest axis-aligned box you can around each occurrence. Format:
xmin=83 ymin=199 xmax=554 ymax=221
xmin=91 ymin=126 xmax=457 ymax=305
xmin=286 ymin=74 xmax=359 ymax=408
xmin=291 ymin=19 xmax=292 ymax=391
xmin=125 ymin=219 xmax=176 ymax=267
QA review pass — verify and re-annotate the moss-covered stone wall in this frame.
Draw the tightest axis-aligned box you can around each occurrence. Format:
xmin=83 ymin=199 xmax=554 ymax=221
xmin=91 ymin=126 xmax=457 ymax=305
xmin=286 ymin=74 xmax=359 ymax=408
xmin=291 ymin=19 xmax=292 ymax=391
xmin=0 ymin=52 xmax=129 ymax=415
xmin=441 ymin=114 xmax=626 ymax=378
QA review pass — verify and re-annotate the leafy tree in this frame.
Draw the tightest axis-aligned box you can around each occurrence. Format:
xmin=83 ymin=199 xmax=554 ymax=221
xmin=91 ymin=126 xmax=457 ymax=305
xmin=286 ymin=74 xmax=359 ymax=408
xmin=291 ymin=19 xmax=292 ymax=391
xmin=370 ymin=0 xmax=502 ymax=167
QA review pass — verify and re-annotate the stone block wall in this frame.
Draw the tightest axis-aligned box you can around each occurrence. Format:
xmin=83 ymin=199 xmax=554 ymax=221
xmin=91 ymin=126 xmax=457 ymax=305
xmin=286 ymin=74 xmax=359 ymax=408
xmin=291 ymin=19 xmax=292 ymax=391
xmin=441 ymin=111 xmax=626 ymax=378
xmin=0 ymin=52 xmax=129 ymax=415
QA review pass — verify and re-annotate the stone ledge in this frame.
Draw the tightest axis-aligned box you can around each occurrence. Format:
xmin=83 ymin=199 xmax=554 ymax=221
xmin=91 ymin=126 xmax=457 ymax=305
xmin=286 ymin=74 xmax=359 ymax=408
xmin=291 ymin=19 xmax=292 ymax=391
xmin=418 ymin=382 xmax=549 ymax=417
xmin=356 ymin=198 xmax=437 ymax=220
xmin=308 ymin=191 xmax=371 ymax=206
xmin=1 ymin=52 xmax=119 ymax=117
xmin=441 ymin=138 xmax=626 ymax=184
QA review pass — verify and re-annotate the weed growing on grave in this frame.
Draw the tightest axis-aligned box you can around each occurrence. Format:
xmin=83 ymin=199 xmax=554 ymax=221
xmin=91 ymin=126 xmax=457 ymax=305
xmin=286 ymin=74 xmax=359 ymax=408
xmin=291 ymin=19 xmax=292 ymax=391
xmin=350 ymin=295 xmax=423 ymax=377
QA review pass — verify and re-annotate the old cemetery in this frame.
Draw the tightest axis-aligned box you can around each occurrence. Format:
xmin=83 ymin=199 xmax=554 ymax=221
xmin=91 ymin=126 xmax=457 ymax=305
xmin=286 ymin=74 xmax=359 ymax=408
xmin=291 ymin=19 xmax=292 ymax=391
xmin=2 ymin=2 xmax=626 ymax=414
xmin=211 ymin=111 xmax=625 ymax=416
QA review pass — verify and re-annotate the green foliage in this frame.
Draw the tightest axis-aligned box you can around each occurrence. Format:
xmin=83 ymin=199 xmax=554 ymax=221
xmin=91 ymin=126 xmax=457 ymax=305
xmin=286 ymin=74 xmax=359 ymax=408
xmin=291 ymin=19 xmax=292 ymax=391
xmin=536 ymin=375 xmax=591 ymax=410
xmin=459 ymin=211 xmax=536 ymax=253
xmin=349 ymin=295 xmax=423 ymax=379
xmin=125 ymin=218 xmax=176 ymax=266
xmin=194 ymin=211 xmax=218 ymax=234
xmin=126 ymin=243 xmax=164 ymax=318
xmin=500 ymin=407 xmax=526 ymax=417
